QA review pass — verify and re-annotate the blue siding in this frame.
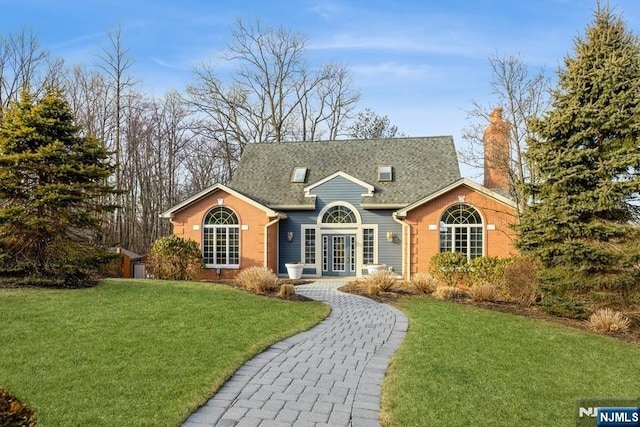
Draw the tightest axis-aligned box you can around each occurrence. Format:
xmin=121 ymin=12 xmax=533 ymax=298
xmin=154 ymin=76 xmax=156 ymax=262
xmin=278 ymin=175 xmax=403 ymax=276
xmin=279 ymin=210 xmax=316 ymax=273
xmin=359 ymin=208 xmax=402 ymax=275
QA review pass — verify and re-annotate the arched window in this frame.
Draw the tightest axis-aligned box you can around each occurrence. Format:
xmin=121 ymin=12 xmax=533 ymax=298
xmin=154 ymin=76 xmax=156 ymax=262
xmin=439 ymin=204 xmax=483 ymax=260
xmin=322 ymin=205 xmax=357 ymax=224
xmin=203 ymin=207 xmax=239 ymax=267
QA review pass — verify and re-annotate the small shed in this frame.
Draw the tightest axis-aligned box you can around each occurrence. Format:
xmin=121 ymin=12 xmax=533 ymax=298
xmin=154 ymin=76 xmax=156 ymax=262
xmin=116 ymin=247 xmax=146 ymax=278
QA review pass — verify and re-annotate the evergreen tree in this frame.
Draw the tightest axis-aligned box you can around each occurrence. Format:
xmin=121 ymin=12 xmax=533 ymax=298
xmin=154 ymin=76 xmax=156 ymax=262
xmin=517 ymin=3 xmax=640 ymax=298
xmin=0 ymin=87 xmax=117 ymax=286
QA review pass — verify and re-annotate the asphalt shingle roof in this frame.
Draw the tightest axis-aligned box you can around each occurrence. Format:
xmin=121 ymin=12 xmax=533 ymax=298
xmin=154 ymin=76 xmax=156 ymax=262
xmin=229 ymin=136 xmax=461 ymax=208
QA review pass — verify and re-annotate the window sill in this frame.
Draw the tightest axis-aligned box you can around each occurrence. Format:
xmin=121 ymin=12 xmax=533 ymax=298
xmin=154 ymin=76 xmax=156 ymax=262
xmin=205 ymin=264 xmax=240 ymax=269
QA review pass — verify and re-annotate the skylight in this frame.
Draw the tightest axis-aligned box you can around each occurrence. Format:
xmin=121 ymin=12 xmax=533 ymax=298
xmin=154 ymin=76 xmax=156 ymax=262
xmin=378 ymin=166 xmax=393 ymax=182
xmin=291 ymin=167 xmax=307 ymax=183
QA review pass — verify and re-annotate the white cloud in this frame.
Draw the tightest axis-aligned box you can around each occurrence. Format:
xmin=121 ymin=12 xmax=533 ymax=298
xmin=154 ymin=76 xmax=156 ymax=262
xmin=150 ymin=57 xmax=187 ymax=71
xmin=50 ymin=32 xmax=104 ymax=51
xmin=307 ymin=27 xmax=491 ymax=59
xmin=307 ymin=0 xmax=354 ymax=20
xmin=349 ymin=61 xmax=432 ymax=80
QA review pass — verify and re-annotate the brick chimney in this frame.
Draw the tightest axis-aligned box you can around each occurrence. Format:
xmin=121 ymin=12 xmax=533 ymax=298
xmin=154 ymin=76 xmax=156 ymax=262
xmin=483 ymin=108 xmax=510 ymax=191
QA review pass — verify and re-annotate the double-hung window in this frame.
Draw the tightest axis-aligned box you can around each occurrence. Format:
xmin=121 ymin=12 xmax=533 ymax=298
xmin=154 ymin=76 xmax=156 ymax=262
xmin=304 ymin=228 xmax=316 ymax=264
xmin=363 ymin=228 xmax=375 ymax=265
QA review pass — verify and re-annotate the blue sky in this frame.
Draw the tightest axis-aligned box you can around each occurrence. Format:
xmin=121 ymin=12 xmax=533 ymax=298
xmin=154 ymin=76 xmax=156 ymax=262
xmin=2 ymin=0 xmax=640 ymax=178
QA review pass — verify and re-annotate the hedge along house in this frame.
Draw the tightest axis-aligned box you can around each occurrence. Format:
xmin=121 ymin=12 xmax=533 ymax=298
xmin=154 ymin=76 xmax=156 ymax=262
xmin=160 ymin=109 xmax=518 ymax=280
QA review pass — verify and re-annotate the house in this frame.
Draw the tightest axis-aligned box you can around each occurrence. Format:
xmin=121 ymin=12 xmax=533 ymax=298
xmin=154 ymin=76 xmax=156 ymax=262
xmin=160 ymin=109 xmax=518 ymax=280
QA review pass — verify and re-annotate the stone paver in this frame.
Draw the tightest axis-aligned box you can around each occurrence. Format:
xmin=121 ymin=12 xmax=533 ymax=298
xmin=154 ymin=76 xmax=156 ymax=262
xmin=183 ymin=280 xmax=408 ymax=427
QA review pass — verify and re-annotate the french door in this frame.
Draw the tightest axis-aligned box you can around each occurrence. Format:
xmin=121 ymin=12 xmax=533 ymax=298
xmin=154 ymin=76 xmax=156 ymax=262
xmin=322 ymin=234 xmax=356 ymax=276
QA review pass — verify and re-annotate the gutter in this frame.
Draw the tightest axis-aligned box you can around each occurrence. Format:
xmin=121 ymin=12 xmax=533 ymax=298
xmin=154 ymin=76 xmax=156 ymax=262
xmin=360 ymin=203 xmax=408 ymax=210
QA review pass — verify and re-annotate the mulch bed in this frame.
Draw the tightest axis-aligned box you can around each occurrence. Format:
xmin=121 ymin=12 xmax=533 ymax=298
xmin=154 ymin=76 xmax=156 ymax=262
xmin=203 ymin=279 xmax=317 ymax=302
xmin=338 ymin=281 xmax=640 ymax=345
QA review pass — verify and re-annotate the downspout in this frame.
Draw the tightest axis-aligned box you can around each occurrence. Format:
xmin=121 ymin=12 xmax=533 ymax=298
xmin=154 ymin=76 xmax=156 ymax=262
xmin=392 ymin=212 xmax=410 ymax=281
xmin=264 ymin=216 xmax=280 ymax=269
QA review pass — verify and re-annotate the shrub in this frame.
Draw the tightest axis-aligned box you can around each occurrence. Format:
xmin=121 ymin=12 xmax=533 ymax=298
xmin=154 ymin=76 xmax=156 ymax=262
xmin=367 ymin=283 xmax=381 ymax=296
xmin=395 ymin=281 xmax=419 ymax=295
xmin=236 ymin=267 xmax=278 ymax=294
xmin=504 ymin=257 xmax=539 ymax=307
xmin=468 ymin=256 xmax=509 ymax=288
xmin=339 ymin=280 xmax=365 ymax=295
xmin=410 ymin=272 xmax=437 ymax=294
xmin=586 ymin=308 xmax=631 ymax=333
xmin=146 ymin=235 xmax=203 ymax=280
xmin=433 ymin=285 xmax=468 ymax=300
xmin=469 ymin=282 xmax=500 ymax=302
xmin=0 ymin=387 xmax=36 ymax=427
xmin=540 ymin=293 xmax=589 ymax=319
xmin=535 ymin=266 xmax=594 ymax=319
xmin=0 ymin=240 xmax=114 ymax=288
xmin=428 ymin=252 xmax=469 ymax=287
xmin=363 ymin=270 xmax=396 ymax=292
xmin=0 ymin=277 xmax=66 ymax=288
xmin=277 ymin=283 xmax=296 ymax=299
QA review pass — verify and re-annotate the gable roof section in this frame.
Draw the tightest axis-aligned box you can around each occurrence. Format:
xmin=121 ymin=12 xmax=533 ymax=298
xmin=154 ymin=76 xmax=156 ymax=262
xmin=304 ymin=171 xmax=375 ymax=198
xmin=115 ymin=247 xmax=143 ymax=260
xmin=159 ymin=183 xmax=281 ymax=219
xmin=395 ymin=178 xmax=517 ymax=217
xmin=229 ymin=136 xmax=461 ymax=208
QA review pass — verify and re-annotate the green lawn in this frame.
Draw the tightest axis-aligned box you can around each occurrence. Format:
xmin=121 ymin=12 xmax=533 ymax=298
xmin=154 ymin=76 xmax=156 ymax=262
xmin=0 ymin=279 xmax=329 ymax=426
xmin=382 ymin=297 xmax=640 ymax=427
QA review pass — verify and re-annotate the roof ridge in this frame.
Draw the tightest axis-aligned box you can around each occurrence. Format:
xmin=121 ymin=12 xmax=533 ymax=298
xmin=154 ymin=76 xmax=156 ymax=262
xmin=245 ymin=135 xmax=454 ymax=146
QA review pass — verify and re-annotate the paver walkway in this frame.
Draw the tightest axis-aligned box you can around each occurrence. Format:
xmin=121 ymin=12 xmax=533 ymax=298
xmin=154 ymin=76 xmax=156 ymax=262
xmin=183 ymin=280 xmax=408 ymax=427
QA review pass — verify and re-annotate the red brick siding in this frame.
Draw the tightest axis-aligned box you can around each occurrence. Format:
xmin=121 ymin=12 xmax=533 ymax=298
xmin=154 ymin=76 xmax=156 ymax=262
xmin=170 ymin=189 xmax=275 ymax=280
xmin=404 ymin=185 xmax=518 ymax=275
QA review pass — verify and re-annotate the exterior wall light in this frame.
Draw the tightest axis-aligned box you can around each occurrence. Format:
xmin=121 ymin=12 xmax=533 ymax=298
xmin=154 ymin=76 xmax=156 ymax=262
xmin=386 ymin=231 xmax=394 ymax=242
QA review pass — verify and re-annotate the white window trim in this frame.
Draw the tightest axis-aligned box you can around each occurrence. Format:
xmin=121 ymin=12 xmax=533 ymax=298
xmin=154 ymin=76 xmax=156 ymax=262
xmin=438 ymin=203 xmax=485 ymax=260
xmin=362 ymin=226 xmax=378 ymax=266
xmin=202 ymin=207 xmax=241 ymax=269
xmin=300 ymin=223 xmax=378 ymax=276
xmin=304 ymin=172 xmax=374 ymax=198
xmin=297 ymin=201 xmax=386 ymax=277
xmin=317 ymin=201 xmax=362 ymax=225
xmin=203 ymin=225 xmax=241 ymax=269
xmin=439 ymin=224 xmax=484 ymax=260
xmin=291 ymin=167 xmax=307 ymax=183
xmin=378 ymin=165 xmax=393 ymax=182
xmin=301 ymin=225 xmax=317 ymax=266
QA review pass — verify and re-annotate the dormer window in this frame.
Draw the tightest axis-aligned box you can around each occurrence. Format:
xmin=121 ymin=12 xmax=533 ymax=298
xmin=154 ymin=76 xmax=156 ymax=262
xmin=378 ymin=166 xmax=393 ymax=182
xmin=291 ymin=167 xmax=307 ymax=183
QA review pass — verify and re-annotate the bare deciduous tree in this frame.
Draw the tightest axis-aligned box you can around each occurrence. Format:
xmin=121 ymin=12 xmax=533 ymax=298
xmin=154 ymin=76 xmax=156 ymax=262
xmin=95 ymin=25 xmax=138 ymax=247
xmin=298 ymin=63 xmax=360 ymax=140
xmin=67 ymin=65 xmax=112 ymax=139
xmin=461 ymin=53 xmax=550 ymax=213
xmin=347 ymin=108 xmax=404 ymax=139
xmin=0 ymin=29 xmax=54 ymax=112
xmin=185 ymin=19 xmax=360 ymax=182
xmin=182 ymin=135 xmax=233 ymax=193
